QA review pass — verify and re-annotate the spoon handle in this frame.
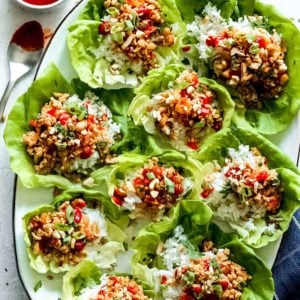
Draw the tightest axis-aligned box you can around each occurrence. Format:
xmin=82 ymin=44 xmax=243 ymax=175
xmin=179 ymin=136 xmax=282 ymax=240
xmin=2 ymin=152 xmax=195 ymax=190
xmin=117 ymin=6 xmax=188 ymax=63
xmin=0 ymin=79 xmax=15 ymax=122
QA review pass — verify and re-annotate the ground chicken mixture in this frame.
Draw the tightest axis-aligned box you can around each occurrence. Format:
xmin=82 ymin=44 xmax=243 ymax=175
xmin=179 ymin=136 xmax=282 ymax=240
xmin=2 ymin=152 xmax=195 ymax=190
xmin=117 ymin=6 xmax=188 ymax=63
xmin=112 ymin=157 xmax=192 ymax=218
xmin=96 ymin=275 xmax=151 ymax=300
xmin=157 ymin=226 xmax=252 ymax=300
xmin=23 ymin=92 xmax=120 ymax=182
xmin=147 ymin=70 xmax=223 ymax=150
xmin=162 ymin=241 xmax=251 ymax=300
xmin=27 ymin=198 xmax=106 ymax=267
xmin=201 ymin=145 xmax=281 ymax=232
xmin=99 ymin=0 xmax=175 ymax=76
xmin=187 ymin=5 xmax=289 ymax=108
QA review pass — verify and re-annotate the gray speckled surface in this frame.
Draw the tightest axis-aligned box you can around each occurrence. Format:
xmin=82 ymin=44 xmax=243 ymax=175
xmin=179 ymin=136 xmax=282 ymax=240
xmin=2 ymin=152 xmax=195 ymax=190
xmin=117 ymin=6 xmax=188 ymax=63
xmin=0 ymin=1 xmax=78 ymax=298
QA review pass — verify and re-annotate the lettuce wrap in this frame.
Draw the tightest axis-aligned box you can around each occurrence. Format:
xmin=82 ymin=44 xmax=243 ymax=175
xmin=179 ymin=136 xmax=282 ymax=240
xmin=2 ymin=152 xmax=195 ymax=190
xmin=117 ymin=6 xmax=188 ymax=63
xmin=177 ymin=0 xmax=300 ymax=134
xmin=3 ymin=63 xmax=141 ymax=189
xmin=67 ymin=0 xmax=186 ymax=89
xmin=195 ymin=127 xmax=300 ymax=248
xmin=128 ymin=64 xmax=235 ymax=151
xmin=62 ymin=260 xmax=154 ymax=300
xmin=131 ymin=200 xmax=274 ymax=299
xmin=90 ymin=150 xmax=205 ymax=222
xmin=23 ymin=188 xmax=126 ymax=274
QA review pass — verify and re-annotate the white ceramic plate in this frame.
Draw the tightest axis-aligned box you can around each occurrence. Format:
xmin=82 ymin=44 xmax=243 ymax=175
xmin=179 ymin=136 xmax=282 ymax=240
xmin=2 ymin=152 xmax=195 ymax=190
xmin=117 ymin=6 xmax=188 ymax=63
xmin=13 ymin=0 xmax=300 ymax=299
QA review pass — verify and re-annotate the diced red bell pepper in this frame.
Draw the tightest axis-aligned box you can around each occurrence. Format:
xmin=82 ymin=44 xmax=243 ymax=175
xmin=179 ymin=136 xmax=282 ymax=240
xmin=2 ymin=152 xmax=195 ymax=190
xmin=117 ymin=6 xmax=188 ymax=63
xmin=192 ymin=284 xmax=202 ymax=293
xmin=256 ymin=170 xmax=268 ymax=182
xmin=202 ymin=95 xmax=212 ymax=105
xmin=113 ymin=196 xmax=123 ymax=206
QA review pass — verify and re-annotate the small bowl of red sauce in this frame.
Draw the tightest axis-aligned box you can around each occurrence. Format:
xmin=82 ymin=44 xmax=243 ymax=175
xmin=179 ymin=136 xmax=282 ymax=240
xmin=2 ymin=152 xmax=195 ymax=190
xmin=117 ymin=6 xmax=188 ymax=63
xmin=15 ymin=0 xmax=66 ymax=11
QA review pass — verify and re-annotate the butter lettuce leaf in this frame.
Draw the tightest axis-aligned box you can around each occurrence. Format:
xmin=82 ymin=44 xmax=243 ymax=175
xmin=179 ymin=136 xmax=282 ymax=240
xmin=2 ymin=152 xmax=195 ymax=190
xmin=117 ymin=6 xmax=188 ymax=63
xmin=23 ymin=188 xmax=126 ymax=274
xmin=128 ymin=64 xmax=235 ymax=152
xmin=131 ymin=200 xmax=274 ymax=300
xmin=237 ymin=0 xmax=300 ymax=134
xmin=67 ymin=0 xmax=186 ymax=89
xmin=91 ymin=150 xmax=204 ymax=206
xmin=195 ymin=127 xmax=300 ymax=248
xmin=3 ymin=64 xmax=75 ymax=189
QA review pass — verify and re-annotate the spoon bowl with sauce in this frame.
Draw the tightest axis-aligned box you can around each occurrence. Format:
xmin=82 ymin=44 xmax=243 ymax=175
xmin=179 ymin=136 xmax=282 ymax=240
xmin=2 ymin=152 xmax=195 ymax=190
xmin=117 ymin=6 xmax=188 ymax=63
xmin=15 ymin=0 xmax=66 ymax=11
xmin=0 ymin=21 xmax=44 ymax=122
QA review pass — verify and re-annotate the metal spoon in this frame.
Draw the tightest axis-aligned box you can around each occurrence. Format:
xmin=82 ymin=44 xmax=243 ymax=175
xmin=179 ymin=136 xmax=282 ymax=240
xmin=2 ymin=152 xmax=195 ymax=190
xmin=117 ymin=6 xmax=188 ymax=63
xmin=0 ymin=21 xmax=44 ymax=122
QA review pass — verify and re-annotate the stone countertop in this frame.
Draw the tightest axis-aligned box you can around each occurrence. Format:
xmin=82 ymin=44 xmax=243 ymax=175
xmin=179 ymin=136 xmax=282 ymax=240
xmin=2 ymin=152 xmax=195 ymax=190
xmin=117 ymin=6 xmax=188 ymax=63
xmin=0 ymin=1 xmax=79 ymax=298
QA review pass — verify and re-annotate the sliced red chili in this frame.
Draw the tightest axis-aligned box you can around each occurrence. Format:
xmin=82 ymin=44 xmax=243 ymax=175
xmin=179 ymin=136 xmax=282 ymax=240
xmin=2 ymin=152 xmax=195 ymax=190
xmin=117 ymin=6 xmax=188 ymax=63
xmin=256 ymin=170 xmax=268 ymax=182
xmin=219 ymin=279 xmax=229 ymax=290
xmin=137 ymin=6 xmax=153 ymax=17
xmin=47 ymin=108 xmax=56 ymax=116
xmin=182 ymin=45 xmax=191 ymax=52
xmin=175 ymin=184 xmax=184 ymax=195
xmin=192 ymin=284 xmax=202 ymax=294
xmin=73 ymin=207 xmax=82 ymax=223
xmin=98 ymin=21 xmax=111 ymax=35
xmin=112 ymin=196 xmax=123 ymax=206
xmin=160 ymin=275 xmax=167 ymax=284
xmin=187 ymin=141 xmax=198 ymax=150
xmin=72 ymin=199 xmax=87 ymax=209
xmin=256 ymin=36 xmax=267 ymax=48
xmin=133 ymin=177 xmax=144 ymax=187
xmin=59 ymin=112 xmax=70 ymax=125
xmin=201 ymin=188 xmax=214 ymax=198
xmin=202 ymin=95 xmax=212 ymax=105
xmin=74 ymin=240 xmax=86 ymax=252
xmin=80 ymin=146 xmax=93 ymax=159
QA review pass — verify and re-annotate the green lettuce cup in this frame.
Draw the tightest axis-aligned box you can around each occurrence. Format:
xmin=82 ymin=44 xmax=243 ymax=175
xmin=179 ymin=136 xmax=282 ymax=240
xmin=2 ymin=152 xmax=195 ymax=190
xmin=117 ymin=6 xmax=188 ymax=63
xmin=195 ymin=127 xmax=300 ymax=248
xmin=67 ymin=0 xmax=186 ymax=89
xmin=3 ymin=63 xmax=140 ymax=189
xmin=62 ymin=260 xmax=154 ymax=300
xmin=23 ymin=188 xmax=126 ymax=274
xmin=90 ymin=150 xmax=205 ymax=222
xmin=178 ymin=0 xmax=300 ymax=134
xmin=131 ymin=200 xmax=274 ymax=300
xmin=128 ymin=64 xmax=235 ymax=152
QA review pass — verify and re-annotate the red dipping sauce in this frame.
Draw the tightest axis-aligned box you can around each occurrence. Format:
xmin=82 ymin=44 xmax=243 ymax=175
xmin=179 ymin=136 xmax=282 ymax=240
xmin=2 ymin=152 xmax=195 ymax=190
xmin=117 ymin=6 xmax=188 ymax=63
xmin=22 ymin=0 xmax=58 ymax=4
xmin=11 ymin=21 xmax=44 ymax=51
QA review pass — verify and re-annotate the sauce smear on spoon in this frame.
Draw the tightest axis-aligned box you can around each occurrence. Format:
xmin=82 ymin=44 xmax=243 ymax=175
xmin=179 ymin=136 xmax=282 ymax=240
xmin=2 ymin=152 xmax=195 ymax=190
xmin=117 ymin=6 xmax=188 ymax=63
xmin=11 ymin=21 xmax=44 ymax=51
xmin=22 ymin=0 xmax=58 ymax=5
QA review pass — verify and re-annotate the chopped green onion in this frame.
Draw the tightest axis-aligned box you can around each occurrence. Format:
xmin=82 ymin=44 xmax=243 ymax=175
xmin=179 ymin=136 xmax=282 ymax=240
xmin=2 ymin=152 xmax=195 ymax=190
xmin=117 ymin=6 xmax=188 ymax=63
xmin=146 ymin=172 xmax=155 ymax=179
xmin=241 ymin=187 xmax=252 ymax=198
xmin=131 ymin=12 xmax=139 ymax=28
xmin=72 ymin=231 xmax=86 ymax=240
xmin=182 ymin=271 xmax=195 ymax=285
xmin=125 ymin=20 xmax=134 ymax=31
xmin=55 ymin=223 xmax=71 ymax=231
xmin=63 ymin=236 xmax=71 ymax=244
xmin=107 ymin=7 xmax=119 ymax=16
xmin=112 ymin=32 xmax=124 ymax=43
xmin=111 ymin=22 xmax=124 ymax=34
xmin=66 ymin=205 xmax=75 ymax=224
xmin=175 ymin=80 xmax=190 ymax=90
xmin=164 ymin=176 xmax=175 ymax=194
xmin=34 ymin=280 xmax=42 ymax=292
xmin=249 ymin=43 xmax=260 ymax=54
